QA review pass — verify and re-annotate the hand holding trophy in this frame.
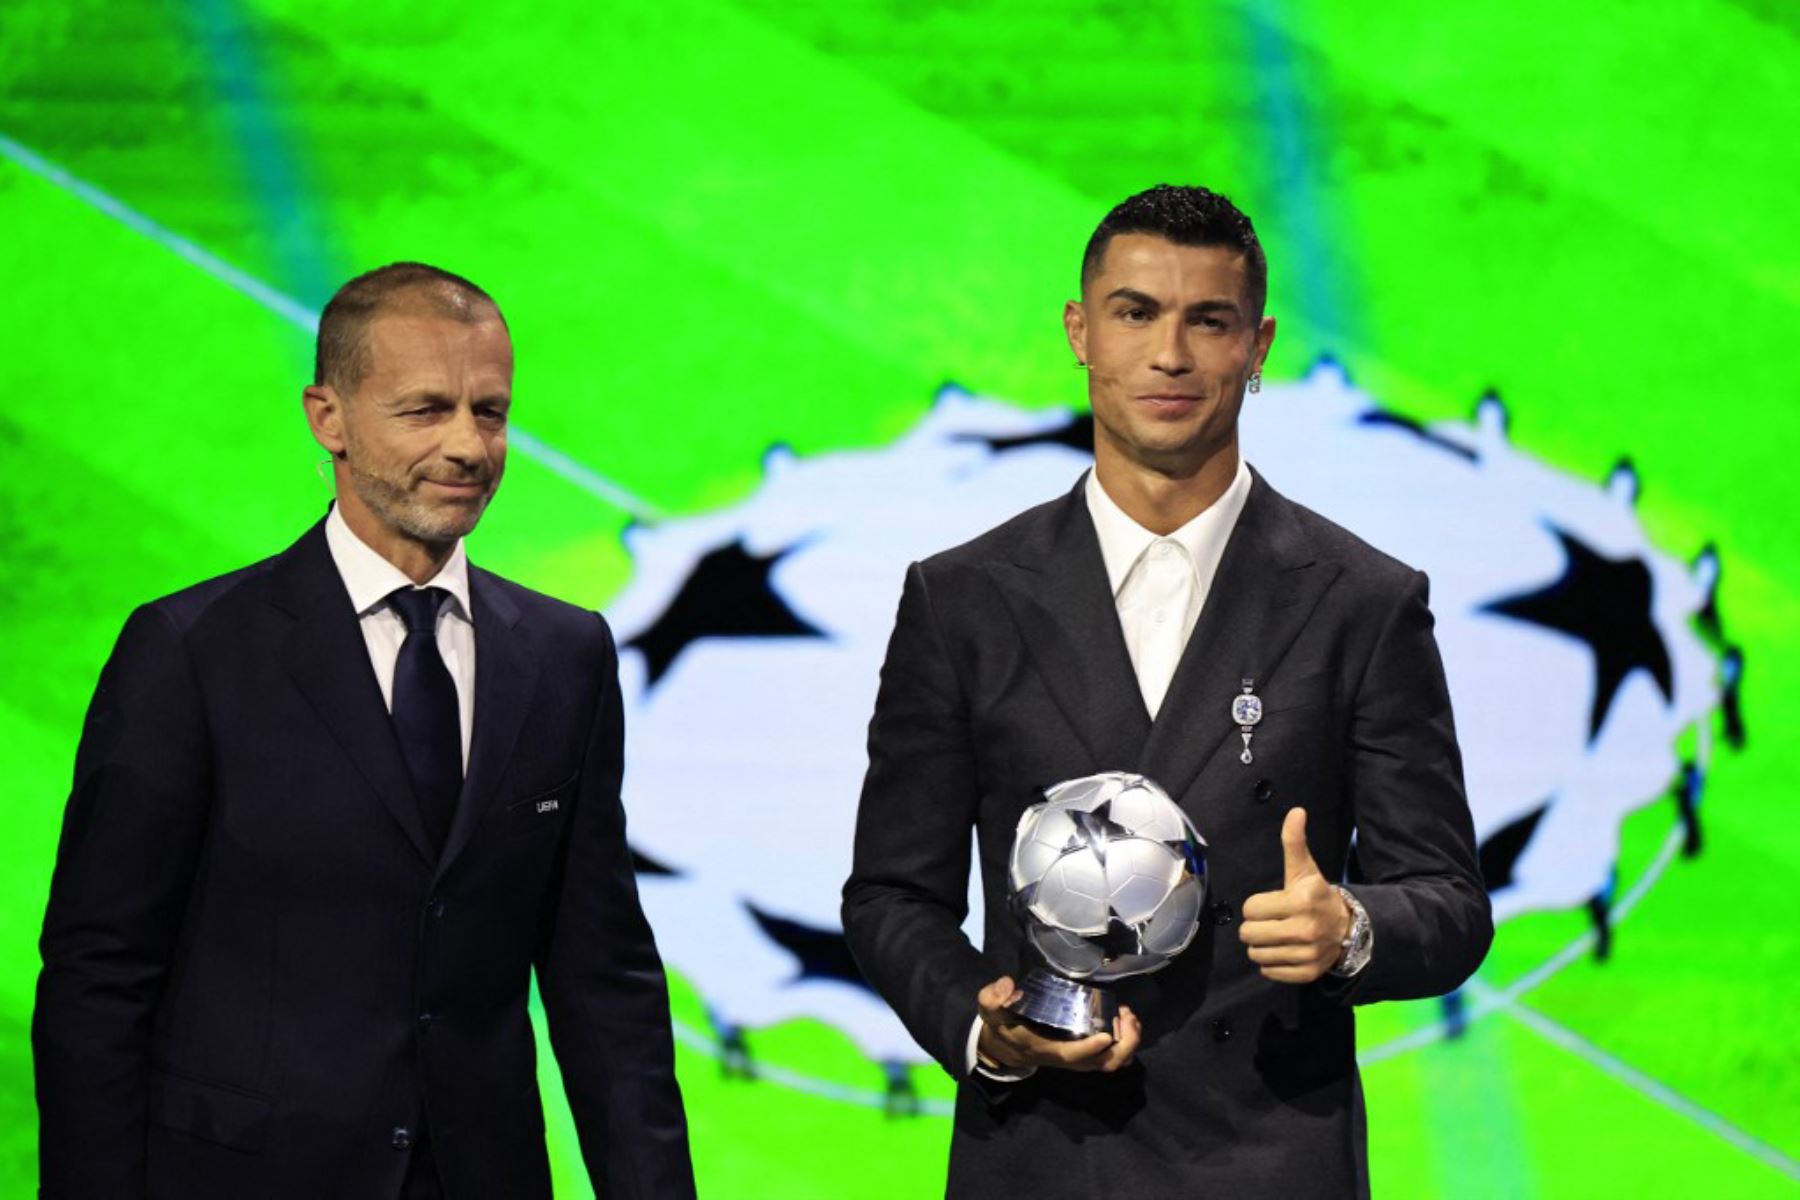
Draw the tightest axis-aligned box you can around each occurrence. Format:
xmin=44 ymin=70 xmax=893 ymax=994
xmin=1007 ymin=772 xmax=1207 ymax=1038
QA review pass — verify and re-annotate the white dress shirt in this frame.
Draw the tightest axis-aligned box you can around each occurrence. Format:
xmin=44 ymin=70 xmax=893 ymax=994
xmin=1086 ymin=459 xmax=1253 ymax=718
xmin=323 ymin=504 xmax=476 ymax=770
xmin=968 ymin=460 xmax=1253 ymax=1077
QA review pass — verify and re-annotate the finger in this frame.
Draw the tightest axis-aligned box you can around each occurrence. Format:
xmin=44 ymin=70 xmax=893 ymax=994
xmin=976 ymin=976 xmax=1020 ymax=1022
xmin=1238 ymin=914 xmax=1328 ymax=947
xmin=1100 ymin=1007 xmax=1143 ymax=1072
xmin=1281 ymin=806 xmax=1319 ymax=887
xmin=995 ymin=1019 xmax=1108 ymax=1055
xmin=1240 ymin=890 xmax=1303 ymax=923
xmin=1246 ymin=942 xmax=1323 ymax=966
xmin=1032 ymin=1029 xmax=1116 ymax=1068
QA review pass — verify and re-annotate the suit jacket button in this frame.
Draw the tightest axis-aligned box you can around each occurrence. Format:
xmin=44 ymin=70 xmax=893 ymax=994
xmin=1211 ymin=901 xmax=1234 ymax=925
xmin=390 ymin=1125 xmax=413 ymax=1150
xmin=418 ymin=1012 xmax=434 ymax=1028
xmin=1211 ymin=1018 xmax=1232 ymax=1043
xmin=428 ymin=896 xmax=446 ymax=918
xmin=1252 ymin=779 xmax=1273 ymax=803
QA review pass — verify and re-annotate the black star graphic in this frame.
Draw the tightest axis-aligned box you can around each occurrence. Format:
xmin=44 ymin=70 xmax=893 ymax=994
xmin=624 ymin=540 xmax=826 ymax=688
xmin=1483 ymin=528 xmax=1673 ymax=741
xmin=744 ymin=902 xmax=871 ymax=992
xmin=961 ymin=412 xmax=1094 ymax=455
xmin=1356 ymin=410 xmax=1476 ymax=463
xmin=629 ymin=845 xmax=681 ymax=876
xmin=1477 ymin=802 xmax=1547 ymax=892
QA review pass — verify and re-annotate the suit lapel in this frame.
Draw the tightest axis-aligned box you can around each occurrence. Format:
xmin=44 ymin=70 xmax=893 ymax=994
xmin=435 ymin=568 xmax=537 ymax=880
xmin=273 ymin=522 xmax=437 ymax=865
xmin=988 ymin=476 xmax=1150 ymax=771
xmin=1141 ymin=472 xmax=1340 ymax=804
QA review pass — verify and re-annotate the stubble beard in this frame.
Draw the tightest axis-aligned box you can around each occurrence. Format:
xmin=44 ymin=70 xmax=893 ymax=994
xmin=344 ymin=446 xmax=491 ymax=547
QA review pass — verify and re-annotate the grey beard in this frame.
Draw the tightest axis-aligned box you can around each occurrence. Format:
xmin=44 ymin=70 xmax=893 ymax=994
xmin=347 ymin=461 xmax=488 ymax=545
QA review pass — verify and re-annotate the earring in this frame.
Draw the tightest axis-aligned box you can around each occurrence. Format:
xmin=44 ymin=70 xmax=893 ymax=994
xmin=1248 ymin=371 xmax=1262 ymax=394
xmin=314 ymin=458 xmax=334 ymax=483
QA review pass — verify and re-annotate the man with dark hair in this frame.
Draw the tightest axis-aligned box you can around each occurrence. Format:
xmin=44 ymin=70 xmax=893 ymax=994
xmin=844 ymin=185 xmax=1491 ymax=1196
xmin=34 ymin=263 xmax=695 ymax=1199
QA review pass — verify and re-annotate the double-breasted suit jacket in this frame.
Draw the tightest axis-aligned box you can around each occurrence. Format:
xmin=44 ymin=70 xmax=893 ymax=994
xmin=35 ymin=521 xmax=693 ymax=1199
xmin=843 ymin=469 xmax=1492 ymax=1198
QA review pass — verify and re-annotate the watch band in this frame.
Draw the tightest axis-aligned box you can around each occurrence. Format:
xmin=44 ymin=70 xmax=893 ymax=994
xmin=1329 ymin=885 xmax=1373 ymax=977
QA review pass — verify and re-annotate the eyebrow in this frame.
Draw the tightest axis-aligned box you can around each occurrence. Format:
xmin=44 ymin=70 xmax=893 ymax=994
xmin=1105 ymin=287 xmax=1160 ymax=306
xmin=1104 ymin=288 xmax=1243 ymax=317
xmin=387 ymin=390 xmax=455 ymax=408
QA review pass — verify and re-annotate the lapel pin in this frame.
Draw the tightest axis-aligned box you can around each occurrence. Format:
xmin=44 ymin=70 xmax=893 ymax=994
xmin=1230 ymin=678 xmax=1263 ymax=765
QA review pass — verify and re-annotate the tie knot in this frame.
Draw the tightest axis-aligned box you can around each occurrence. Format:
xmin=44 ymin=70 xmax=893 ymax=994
xmin=388 ymin=587 xmax=447 ymax=635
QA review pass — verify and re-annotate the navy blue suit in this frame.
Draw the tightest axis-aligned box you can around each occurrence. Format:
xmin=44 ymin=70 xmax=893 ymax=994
xmin=35 ymin=520 xmax=694 ymax=1198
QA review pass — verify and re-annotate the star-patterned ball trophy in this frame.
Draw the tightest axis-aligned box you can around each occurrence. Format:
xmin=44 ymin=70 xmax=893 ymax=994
xmin=1007 ymin=772 xmax=1207 ymax=1038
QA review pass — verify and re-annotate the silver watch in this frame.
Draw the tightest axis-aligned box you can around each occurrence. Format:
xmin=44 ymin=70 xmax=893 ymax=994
xmin=1329 ymin=885 xmax=1373 ymax=977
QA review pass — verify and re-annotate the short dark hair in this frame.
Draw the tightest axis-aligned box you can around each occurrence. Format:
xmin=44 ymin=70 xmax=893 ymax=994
xmin=313 ymin=262 xmax=505 ymax=394
xmin=1080 ymin=184 xmax=1267 ymax=316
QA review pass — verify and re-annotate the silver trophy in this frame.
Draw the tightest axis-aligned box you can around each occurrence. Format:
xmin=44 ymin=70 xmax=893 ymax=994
xmin=1007 ymin=772 xmax=1207 ymax=1038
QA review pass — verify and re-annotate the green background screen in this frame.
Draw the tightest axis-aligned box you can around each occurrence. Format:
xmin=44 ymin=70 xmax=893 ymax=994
xmin=3 ymin=2 xmax=1796 ymax=1196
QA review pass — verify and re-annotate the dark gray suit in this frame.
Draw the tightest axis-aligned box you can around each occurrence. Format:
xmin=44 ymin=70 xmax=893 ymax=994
xmin=843 ymin=470 xmax=1491 ymax=1198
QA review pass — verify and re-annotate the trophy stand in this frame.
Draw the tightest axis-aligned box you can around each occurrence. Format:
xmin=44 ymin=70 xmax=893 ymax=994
xmin=1015 ymin=968 xmax=1119 ymax=1040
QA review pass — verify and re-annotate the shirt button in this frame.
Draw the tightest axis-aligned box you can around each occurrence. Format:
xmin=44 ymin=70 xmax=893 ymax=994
xmin=1153 ymin=609 xmax=1168 ymax=624
xmin=390 ymin=1126 xmax=413 ymax=1151
xmin=1153 ymin=542 xmax=1175 ymax=559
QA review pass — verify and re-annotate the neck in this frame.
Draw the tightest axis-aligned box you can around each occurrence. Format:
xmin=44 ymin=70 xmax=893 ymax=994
xmin=1093 ymin=440 xmax=1240 ymax=535
xmin=334 ymin=491 xmax=456 ymax=585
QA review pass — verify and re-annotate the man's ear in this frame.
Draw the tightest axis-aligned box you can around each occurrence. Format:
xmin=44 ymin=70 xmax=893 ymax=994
xmin=1063 ymin=299 xmax=1089 ymax=366
xmin=302 ymin=384 xmax=348 ymax=458
xmin=1253 ymin=315 xmax=1277 ymax=373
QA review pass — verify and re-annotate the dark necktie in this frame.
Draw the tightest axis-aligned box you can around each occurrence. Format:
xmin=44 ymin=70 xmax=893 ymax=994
xmin=388 ymin=587 xmax=461 ymax=857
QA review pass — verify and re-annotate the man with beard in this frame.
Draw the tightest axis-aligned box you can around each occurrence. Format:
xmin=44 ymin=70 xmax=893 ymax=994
xmin=843 ymin=186 xmax=1490 ymax=1197
xmin=34 ymin=263 xmax=694 ymax=1199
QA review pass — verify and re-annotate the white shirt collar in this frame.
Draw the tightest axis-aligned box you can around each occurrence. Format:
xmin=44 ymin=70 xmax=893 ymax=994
xmin=324 ymin=503 xmax=472 ymax=621
xmin=1084 ymin=456 xmax=1254 ymax=596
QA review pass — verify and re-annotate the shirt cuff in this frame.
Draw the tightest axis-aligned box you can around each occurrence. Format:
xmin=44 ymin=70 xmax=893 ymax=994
xmin=967 ymin=1015 xmax=1036 ymax=1081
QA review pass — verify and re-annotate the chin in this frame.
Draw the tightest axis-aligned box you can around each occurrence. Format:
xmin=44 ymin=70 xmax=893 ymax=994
xmin=398 ymin=505 xmax=486 ymax=544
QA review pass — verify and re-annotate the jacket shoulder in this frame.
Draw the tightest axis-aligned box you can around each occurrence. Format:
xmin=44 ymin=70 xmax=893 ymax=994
xmin=141 ymin=552 xmax=285 ymax=632
xmin=473 ymin=568 xmax=612 ymax=647
xmin=1274 ymin=488 xmax=1421 ymax=585
xmin=915 ymin=491 xmax=1068 ymax=576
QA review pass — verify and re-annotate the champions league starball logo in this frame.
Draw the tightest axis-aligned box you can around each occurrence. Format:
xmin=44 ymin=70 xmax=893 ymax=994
xmin=605 ymin=361 xmax=1740 ymax=1092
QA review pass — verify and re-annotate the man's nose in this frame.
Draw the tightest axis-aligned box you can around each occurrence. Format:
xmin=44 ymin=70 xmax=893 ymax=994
xmin=1151 ymin=319 xmax=1194 ymax=375
xmin=441 ymin=405 xmax=488 ymax=465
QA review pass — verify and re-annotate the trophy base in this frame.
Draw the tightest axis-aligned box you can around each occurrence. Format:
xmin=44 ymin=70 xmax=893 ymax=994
xmin=1015 ymin=968 xmax=1118 ymax=1040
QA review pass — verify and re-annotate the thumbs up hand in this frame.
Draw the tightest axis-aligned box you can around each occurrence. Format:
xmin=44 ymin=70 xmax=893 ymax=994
xmin=1239 ymin=808 xmax=1354 ymax=984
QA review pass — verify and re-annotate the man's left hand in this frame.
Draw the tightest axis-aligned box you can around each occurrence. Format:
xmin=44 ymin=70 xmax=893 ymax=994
xmin=1238 ymin=807 xmax=1352 ymax=984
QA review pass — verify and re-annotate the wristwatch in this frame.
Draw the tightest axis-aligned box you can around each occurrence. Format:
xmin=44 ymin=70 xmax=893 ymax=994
xmin=1329 ymin=885 xmax=1373 ymax=977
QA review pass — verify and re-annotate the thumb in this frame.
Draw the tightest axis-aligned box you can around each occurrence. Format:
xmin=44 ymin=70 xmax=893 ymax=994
xmin=1281 ymin=807 xmax=1319 ymax=887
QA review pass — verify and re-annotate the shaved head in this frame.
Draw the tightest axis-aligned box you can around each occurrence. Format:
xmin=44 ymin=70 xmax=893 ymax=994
xmin=314 ymin=262 xmax=505 ymax=396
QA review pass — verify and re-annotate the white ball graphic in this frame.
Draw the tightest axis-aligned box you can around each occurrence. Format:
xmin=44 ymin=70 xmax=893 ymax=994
xmin=1011 ymin=772 xmax=1207 ymax=982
